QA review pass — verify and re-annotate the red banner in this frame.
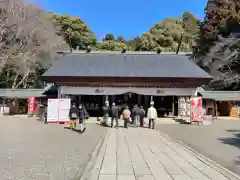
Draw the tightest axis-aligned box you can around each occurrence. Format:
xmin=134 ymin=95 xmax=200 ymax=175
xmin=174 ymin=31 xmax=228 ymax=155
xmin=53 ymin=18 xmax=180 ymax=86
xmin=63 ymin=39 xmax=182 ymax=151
xmin=28 ymin=96 xmax=36 ymax=113
xmin=191 ymin=97 xmax=202 ymax=122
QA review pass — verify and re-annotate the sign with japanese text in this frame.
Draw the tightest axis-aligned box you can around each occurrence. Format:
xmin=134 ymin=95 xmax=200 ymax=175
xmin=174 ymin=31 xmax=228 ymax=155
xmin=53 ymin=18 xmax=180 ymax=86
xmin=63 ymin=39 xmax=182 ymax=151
xmin=28 ymin=96 xmax=36 ymax=113
xmin=190 ymin=97 xmax=202 ymax=122
xmin=58 ymin=99 xmax=71 ymax=122
xmin=47 ymin=99 xmax=59 ymax=123
xmin=47 ymin=98 xmax=71 ymax=123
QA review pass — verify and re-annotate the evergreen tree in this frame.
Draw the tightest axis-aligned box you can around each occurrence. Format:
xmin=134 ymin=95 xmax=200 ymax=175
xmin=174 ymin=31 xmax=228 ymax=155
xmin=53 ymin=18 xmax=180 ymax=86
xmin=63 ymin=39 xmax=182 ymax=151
xmin=194 ymin=0 xmax=240 ymax=90
xmin=103 ymin=34 xmax=115 ymax=41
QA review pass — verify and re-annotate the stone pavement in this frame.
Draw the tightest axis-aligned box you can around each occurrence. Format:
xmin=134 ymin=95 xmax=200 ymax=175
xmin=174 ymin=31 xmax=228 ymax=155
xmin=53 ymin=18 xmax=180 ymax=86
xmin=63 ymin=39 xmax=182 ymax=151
xmin=0 ymin=116 xmax=107 ymax=180
xmin=82 ymin=127 xmax=240 ymax=180
xmin=155 ymin=120 xmax=240 ymax=175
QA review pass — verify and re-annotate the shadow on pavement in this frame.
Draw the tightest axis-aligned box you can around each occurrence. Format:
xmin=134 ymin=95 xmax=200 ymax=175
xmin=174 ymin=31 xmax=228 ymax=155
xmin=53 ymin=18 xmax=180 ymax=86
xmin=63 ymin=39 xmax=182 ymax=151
xmin=218 ymin=130 xmax=240 ymax=149
xmin=235 ymin=156 xmax=240 ymax=165
xmin=91 ymin=122 xmax=149 ymax=129
xmin=226 ymin=130 xmax=240 ymax=133
xmin=64 ymin=127 xmax=87 ymax=134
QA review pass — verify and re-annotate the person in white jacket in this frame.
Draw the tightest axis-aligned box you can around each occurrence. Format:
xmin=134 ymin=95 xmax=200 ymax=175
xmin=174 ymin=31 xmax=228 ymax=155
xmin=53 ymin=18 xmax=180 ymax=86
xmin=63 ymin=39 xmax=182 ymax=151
xmin=147 ymin=101 xmax=158 ymax=129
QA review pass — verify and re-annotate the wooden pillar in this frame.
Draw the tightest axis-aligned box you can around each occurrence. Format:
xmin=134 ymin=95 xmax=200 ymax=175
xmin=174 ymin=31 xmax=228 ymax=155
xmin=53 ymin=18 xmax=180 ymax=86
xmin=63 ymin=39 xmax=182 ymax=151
xmin=144 ymin=95 xmax=149 ymax=109
xmin=2 ymin=98 xmax=5 ymax=114
xmin=112 ymin=95 xmax=116 ymax=103
xmin=102 ymin=95 xmax=105 ymax=105
xmin=215 ymin=101 xmax=218 ymax=120
xmin=138 ymin=95 xmax=142 ymax=105
xmin=57 ymin=86 xmax=61 ymax=98
xmin=177 ymin=97 xmax=181 ymax=117
xmin=14 ymin=98 xmax=20 ymax=114
xmin=172 ymin=96 xmax=175 ymax=116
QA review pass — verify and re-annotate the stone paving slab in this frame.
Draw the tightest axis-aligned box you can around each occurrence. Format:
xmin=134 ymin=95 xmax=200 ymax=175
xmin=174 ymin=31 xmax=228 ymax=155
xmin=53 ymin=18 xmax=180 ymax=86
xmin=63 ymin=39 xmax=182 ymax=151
xmin=0 ymin=116 xmax=107 ymax=180
xmin=84 ymin=127 xmax=240 ymax=180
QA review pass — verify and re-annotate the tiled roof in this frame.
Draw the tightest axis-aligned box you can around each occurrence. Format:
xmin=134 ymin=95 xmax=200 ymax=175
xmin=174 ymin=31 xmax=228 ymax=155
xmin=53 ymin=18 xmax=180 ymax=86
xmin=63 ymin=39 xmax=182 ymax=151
xmin=42 ymin=53 xmax=212 ymax=79
xmin=0 ymin=89 xmax=45 ymax=98
xmin=197 ymin=87 xmax=240 ymax=101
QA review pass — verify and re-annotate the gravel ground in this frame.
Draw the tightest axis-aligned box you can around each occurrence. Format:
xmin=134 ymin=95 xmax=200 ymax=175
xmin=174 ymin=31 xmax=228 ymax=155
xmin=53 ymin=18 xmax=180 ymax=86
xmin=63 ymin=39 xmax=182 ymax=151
xmin=0 ymin=116 xmax=107 ymax=180
xmin=156 ymin=119 xmax=240 ymax=175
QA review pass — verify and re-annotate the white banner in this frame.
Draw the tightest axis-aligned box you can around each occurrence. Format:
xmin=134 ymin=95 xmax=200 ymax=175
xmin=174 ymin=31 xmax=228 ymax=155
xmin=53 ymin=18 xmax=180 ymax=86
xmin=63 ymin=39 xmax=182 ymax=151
xmin=58 ymin=99 xmax=71 ymax=123
xmin=47 ymin=99 xmax=59 ymax=123
xmin=47 ymin=98 xmax=71 ymax=123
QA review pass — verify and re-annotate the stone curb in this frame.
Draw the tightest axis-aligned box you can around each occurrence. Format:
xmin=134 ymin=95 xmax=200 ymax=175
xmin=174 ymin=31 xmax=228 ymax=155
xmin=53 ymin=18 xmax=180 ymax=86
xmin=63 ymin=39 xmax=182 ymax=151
xmin=157 ymin=130 xmax=240 ymax=180
xmin=78 ymin=128 xmax=108 ymax=180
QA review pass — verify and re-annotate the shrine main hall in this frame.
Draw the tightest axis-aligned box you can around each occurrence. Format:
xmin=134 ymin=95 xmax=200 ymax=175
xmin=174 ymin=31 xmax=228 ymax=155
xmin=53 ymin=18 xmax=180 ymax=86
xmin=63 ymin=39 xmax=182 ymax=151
xmin=42 ymin=51 xmax=212 ymax=117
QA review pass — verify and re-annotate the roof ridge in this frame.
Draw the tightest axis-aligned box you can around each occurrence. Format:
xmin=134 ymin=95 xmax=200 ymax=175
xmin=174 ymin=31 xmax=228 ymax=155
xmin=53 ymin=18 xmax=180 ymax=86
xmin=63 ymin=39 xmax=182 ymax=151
xmin=58 ymin=50 xmax=192 ymax=56
xmin=0 ymin=88 xmax=44 ymax=91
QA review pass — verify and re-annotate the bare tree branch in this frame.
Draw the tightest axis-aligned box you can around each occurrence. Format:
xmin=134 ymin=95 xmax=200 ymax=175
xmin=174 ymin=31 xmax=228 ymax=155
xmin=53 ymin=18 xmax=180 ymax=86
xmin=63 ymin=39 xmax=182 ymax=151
xmin=0 ymin=0 xmax=64 ymax=88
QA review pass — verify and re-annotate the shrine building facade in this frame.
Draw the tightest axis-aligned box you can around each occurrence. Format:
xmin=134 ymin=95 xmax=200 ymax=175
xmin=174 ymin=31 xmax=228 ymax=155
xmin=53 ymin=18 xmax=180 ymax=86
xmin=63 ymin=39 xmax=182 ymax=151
xmin=42 ymin=51 xmax=212 ymax=117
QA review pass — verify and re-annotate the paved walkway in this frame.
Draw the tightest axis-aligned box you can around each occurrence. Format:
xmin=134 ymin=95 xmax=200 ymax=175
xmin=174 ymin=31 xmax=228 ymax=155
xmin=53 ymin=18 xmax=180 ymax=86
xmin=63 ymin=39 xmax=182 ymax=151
xmin=155 ymin=120 xmax=240 ymax=175
xmin=0 ymin=116 xmax=107 ymax=180
xmin=83 ymin=127 xmax=240 ymax=180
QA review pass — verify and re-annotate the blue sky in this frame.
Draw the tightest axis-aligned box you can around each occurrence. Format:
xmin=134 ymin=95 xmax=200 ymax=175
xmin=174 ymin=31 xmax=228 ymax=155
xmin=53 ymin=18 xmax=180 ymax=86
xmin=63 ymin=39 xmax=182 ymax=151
xmin=35 ymin=0 xmax=208 ymax=40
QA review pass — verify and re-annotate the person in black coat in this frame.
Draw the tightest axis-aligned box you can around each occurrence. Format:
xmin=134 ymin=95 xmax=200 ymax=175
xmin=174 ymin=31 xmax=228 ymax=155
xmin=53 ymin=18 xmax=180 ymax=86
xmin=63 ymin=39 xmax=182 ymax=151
xmin=68 ymin=102 xmax=79 ymax=129
xmin=139 ymin=106 xmax=145 ymax=127
xmin=111 ymin=102 xmax=119 ymax=128
xmin=79 ymin=104 xmax=89 ymax=133
xmin=131 ymin=105 xmax=137 ymax=125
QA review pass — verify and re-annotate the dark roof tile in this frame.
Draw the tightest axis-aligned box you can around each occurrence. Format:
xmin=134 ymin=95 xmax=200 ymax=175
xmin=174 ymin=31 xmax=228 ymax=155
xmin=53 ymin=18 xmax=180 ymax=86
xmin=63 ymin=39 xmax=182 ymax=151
xmin=42 ymin=53 xmax=212 ymax=79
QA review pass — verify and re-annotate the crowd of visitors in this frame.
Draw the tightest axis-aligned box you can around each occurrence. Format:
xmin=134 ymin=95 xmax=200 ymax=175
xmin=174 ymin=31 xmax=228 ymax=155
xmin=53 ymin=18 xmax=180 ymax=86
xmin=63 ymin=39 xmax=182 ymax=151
xmin=101 ymin=101 xmax=158 ymax=129
xmin=68 ymin=100 xmax=158 ymax=132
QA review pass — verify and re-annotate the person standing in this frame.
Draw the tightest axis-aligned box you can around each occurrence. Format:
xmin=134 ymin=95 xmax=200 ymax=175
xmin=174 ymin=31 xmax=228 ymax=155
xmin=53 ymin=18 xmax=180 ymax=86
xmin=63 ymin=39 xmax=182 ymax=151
xmin=68 ymin=102 xmax=79 ymax=130
xmin=79 ymin=104 xmax=89 ymax=133
xmin=139 ymin=106 xmax=145 ymax=127
xmin=134 ymin=105 xmax=141 ymax=127
xmin=122 ymin=105 xmax=131 ymax=129
xmin=102 ymin=101 xmax=110 ymax=126
xmin=147 ymin=101 xmax=158 ymax=129
xmin=200 ymin=104 xmax=206 ymax=125
xmin=131 ymin=105 xmax=137 ymax=125
xmin=111 ymin=102 xmax=119 ymax=128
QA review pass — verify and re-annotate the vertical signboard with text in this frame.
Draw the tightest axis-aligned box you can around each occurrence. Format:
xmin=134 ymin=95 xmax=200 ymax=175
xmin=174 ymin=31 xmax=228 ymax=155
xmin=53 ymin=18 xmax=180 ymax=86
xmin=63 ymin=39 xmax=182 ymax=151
xmin=190 ymin=97 xmax=203 ymax=122
xmin=28 ymin=96 xmax=36 ymax=114
xmin=178 ymin=97 xmax=191 ymax=122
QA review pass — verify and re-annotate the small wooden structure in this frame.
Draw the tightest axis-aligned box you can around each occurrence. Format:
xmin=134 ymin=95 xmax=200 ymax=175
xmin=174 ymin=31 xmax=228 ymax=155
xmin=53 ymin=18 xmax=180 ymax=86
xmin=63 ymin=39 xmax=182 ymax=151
xmin=0 ymin=89 xmax=46 ymax=115
xmin=197 ymin=87 xmax=240 ymax=118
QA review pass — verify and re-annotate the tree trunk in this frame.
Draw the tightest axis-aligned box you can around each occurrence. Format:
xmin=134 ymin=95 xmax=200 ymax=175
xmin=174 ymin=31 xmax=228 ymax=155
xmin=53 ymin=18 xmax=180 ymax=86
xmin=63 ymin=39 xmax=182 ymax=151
xmin=6 ymin=70 xmax=10 ymax=88
xmin=15 ymin=68 xmax=30 ymax=88
xmin=69 ymin=34 xmax=72 ymax=52
xmin=12 ymin=73 xmax=19 ymax=89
